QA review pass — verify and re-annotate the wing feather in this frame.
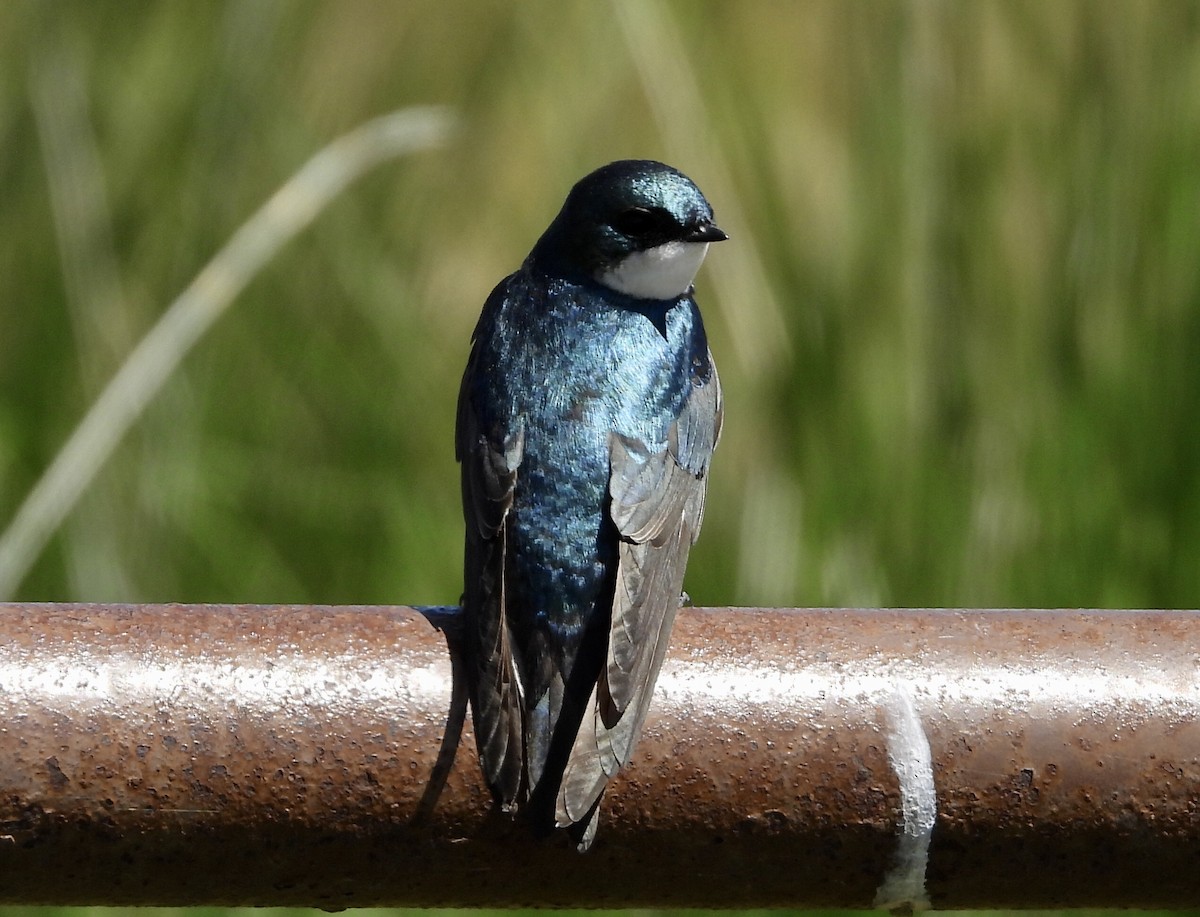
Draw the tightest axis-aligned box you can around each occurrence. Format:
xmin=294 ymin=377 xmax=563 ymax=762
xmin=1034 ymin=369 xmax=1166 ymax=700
xmin=556 ymin=356 xmax=722 ymax=832
xmin=457 ymin=346 xmax=526 ymax=809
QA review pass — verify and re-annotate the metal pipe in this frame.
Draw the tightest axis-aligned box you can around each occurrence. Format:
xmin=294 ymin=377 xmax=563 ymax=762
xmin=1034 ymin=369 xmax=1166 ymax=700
xmin=1 ymin=604 xmax=1197 ymax=909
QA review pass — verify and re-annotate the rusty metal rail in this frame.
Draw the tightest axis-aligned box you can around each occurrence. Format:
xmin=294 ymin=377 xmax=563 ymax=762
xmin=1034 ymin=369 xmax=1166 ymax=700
xmin=1 ymin=603 xmax=1198 ymax=909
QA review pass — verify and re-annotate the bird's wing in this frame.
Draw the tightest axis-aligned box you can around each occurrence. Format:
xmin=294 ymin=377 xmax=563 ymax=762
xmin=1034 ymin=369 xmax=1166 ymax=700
xmin=556 ymin=354 xmax=722 ymax=833
xmin=457 ymin=339 xmax=526 ymax=810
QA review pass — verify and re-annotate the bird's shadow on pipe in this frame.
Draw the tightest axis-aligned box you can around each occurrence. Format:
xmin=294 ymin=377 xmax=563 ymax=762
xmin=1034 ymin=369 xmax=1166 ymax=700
xmin=412 ymin=606 xmax=466 ymax=824
xmin=409 ymin=605 xmax=567 ymax=848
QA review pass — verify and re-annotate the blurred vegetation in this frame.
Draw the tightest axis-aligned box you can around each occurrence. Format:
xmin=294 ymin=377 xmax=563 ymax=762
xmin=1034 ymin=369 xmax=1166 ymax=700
xmin=2 ymin=0 xmax=1199 ymax=610
xmin=1 ymin=0 xmax=1199 ymax=914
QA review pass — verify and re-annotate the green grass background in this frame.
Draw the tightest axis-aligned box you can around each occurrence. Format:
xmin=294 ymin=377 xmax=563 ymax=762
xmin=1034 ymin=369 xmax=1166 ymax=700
xmin=1 ymin=0 xmax=1198 ymax=914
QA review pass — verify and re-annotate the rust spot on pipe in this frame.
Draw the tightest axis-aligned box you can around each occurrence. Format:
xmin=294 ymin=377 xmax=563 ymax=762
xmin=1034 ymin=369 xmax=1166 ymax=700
xmin=0 ymin=604 xmax=1198 ymax=907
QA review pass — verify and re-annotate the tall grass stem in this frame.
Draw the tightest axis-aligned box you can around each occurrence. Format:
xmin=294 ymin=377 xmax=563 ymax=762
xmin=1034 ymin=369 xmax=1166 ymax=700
xmin=0 ymin=106 xmax=457 ymax=600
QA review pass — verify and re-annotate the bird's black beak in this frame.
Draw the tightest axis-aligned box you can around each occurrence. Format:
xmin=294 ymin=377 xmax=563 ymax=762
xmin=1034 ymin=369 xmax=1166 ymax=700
xmin=685 ymin=221 xmax=729 ymax=243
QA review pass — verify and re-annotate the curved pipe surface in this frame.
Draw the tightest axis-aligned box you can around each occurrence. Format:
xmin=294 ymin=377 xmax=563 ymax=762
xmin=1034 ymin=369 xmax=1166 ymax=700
xmin=1 ymin=604 xmax=1197 ymax=908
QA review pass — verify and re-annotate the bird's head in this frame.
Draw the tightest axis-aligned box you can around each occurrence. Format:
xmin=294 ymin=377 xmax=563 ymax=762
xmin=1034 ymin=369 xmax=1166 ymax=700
xmin=530 ymin=160 xmax=727 ymax=301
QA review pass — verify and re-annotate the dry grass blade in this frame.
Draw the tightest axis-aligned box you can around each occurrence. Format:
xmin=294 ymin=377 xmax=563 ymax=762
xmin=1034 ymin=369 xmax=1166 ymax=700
xmin=0 ymin=106 xmax=457 ymax=600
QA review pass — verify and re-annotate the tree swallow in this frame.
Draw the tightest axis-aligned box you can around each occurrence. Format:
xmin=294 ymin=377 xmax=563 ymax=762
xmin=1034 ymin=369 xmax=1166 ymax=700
xmin=457 ymin=159 xmax=724 ymax=850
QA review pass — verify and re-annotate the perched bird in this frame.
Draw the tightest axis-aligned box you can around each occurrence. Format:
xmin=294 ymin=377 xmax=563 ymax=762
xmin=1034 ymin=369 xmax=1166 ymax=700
xmin=456 ymin=160 xmax=724 ymax=850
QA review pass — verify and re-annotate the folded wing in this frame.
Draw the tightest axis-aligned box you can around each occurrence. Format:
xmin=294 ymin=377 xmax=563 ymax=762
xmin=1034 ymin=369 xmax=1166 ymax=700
xmin=457 ymin=361 xmax=526 ymax=809
xmin=556 ymin=355 xmax=723 ymax=837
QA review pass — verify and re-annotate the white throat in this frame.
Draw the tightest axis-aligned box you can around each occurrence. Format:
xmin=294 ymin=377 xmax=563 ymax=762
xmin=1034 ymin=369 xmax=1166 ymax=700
xmin=596 ymin=240 xmax=710 ymax=300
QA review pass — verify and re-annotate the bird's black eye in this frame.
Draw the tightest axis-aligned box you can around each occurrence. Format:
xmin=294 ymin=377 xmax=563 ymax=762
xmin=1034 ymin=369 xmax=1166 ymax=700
xmin=611 ymin=206 xmax=675 ymax=239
